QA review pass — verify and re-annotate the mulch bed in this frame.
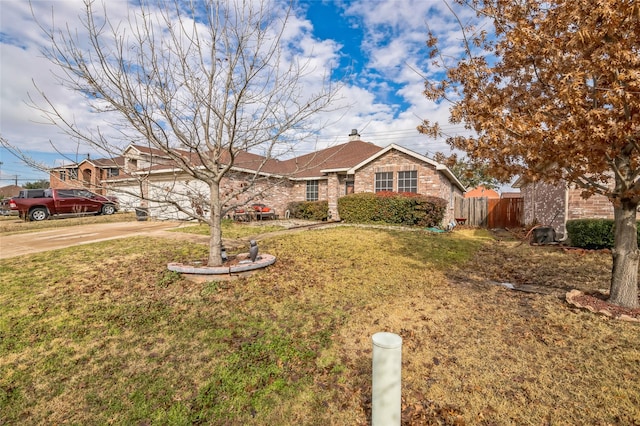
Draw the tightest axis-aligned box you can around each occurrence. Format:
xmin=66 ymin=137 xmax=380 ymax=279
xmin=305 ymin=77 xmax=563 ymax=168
xmin=566 ymin=289 xmax=640 ymax=322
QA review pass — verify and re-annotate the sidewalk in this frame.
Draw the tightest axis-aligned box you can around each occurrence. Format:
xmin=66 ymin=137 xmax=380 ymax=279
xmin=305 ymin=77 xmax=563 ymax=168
xmin=0 ymin=221 xmax=182 ymax=259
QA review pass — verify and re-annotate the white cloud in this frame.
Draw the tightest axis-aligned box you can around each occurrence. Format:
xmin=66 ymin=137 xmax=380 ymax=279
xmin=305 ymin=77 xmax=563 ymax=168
xmin=0 ymin=0 xmax=481 ymax=173
xmin=1 ymin=0 xmax=128 ymax=158
xmin=328 ymin=0 xmax=480 ymax=158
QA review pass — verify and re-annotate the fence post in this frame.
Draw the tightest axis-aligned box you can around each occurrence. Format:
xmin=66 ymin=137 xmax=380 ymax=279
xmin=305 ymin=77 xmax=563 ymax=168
xmin=372 ymin=332 xmax=402 ymax=426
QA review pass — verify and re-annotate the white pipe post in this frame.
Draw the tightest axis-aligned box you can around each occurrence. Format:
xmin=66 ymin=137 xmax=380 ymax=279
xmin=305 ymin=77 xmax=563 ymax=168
xmin=372 ymin=332 xmax=402 ymax=426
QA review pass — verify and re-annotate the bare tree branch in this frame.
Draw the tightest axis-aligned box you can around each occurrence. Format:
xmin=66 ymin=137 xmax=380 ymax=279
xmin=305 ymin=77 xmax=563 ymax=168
xmin=20 ymin=0 xmax=345 ymax=266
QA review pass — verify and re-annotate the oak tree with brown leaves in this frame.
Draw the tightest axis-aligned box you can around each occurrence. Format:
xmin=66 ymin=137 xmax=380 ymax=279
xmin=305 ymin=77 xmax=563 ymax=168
xmin=420 ymin=0 xmax=640 ymax=308
xmin=433 ymin=152 xmax=501 ymax=190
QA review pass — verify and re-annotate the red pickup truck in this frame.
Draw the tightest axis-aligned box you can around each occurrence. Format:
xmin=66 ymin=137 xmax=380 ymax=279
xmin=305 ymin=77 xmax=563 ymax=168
xmin=9 ymin=188 xmax=119 ymax=221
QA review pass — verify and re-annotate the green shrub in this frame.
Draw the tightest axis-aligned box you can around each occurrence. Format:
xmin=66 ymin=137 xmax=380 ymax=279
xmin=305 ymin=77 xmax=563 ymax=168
xmin=565 ymin=219 xmax=624 ymax=249
xmin=335 ymin=193 xmax=378 ymax=223
xmin=337 ymin=192 xmax=447 ymax=227
xmin=373 ymin=191 xmax=412 ymax=223
xmin=413 ymin=195 xmax=448 ymax=227
xmin=286 ymin=200 xmax=329 ymax=221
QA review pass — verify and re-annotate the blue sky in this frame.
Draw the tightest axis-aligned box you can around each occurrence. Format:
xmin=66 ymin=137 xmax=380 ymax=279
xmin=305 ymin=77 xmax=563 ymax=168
xmin=0 ymin=0 xmax=477 ymax=186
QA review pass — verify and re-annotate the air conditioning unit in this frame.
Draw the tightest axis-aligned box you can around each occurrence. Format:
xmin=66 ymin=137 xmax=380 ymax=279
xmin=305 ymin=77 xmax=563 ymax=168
xmin=532 ymin=226 xmax=556 ymax=244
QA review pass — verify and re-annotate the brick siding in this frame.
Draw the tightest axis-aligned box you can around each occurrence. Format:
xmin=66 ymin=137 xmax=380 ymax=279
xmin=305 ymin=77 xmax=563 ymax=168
xmin=567 ymin=187 xmax=613 ymax=219
xmin=352 ymin=150 xmax=460 ymax=222
xmin=225 ymin=150 xmax=461 ymax=222
xmin=49 ymin=163 xmax=116 ymax=195
xmin=221 ymin=174 xmax=294 ymax=218
xmin=96 ymin=145 xmax=462 ymax=223
xmin=520 ymin=180 xmax=614 ymax=238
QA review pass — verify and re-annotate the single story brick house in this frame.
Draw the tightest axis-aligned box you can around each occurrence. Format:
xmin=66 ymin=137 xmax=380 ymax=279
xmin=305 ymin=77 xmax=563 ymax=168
xmin=513 ymin=178 xmax=613 ymax=239
xmin=0 ymin=185 xmax=24 ymax=199
xmin=50 ymin=130 xmax=466 ymax=223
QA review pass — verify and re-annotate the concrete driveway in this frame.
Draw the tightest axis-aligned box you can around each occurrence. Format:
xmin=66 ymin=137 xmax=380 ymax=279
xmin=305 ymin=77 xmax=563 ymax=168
xmin=0 ymin=221 xmax=194 ymax=259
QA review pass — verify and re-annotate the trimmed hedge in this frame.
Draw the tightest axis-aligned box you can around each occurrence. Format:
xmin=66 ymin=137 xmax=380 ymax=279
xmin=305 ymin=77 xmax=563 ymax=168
xmin=286 ymin=200 xmax=329 ymax=221
xmin=566 ymin=219 xmax=640 ymax=249
xmin=337 ymin=192 xmax=447 ymax=227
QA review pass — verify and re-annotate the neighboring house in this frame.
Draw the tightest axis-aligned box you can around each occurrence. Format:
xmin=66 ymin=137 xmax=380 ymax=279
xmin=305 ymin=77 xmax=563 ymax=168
xmin=464 ymin=186 xmax=500 ymax=199
xmin=513 ymin=178 xmax=613 ymax=239
xmin=120 ymin=144 xmax=177 ymax=172
xmin=0 ymin=185 xmax=24 ymax=199
xmin=54 ymin=130 xmax=466 ymax=224
xmin=50 ymin=156 xmax=126 ymax=195
xmin=0 ymin=185 xmax=24 ymax=215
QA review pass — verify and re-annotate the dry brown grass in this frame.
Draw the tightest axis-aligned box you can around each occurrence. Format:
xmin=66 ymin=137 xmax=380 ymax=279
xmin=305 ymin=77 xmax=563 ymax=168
xmin=1 ymin=225 xmax=639 ymax=425
xmin=246 ymin=227 xmax=640 ymax=425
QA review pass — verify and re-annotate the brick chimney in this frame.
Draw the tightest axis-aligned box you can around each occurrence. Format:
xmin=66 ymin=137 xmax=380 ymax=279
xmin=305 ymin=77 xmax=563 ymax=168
xmin=348 ymin=129 xmax=360 ymax=141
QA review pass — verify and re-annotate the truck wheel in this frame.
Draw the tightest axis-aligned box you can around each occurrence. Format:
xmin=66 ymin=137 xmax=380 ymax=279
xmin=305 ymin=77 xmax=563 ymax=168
xmin=29 ymin=207 xmax=49 ymax=221
xmin=102 ymin=204 xmax=116 ymax=215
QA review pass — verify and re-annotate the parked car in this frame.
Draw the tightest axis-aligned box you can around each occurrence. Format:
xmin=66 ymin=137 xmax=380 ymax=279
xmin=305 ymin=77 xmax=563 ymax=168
xmin=9 ymin=188 xmax=119 ymax=221
xmin=15 ymin=189 xmax=48 ymax=199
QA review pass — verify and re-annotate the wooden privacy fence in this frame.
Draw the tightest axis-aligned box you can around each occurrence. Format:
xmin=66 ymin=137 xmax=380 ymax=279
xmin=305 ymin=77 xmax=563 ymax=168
xmin=454 ymin=196 xmax=488 ymax=226
xmin=454 ymin=196 xmax=524 ymax=228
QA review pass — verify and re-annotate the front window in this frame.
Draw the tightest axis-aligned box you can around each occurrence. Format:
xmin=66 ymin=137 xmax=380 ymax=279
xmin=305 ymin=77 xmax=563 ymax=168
xmin=375 ymin=172 xmax=393 ymax=192
xmin=398 ymin=170 xmax=417 ymax=193
xmin=69 ymin=168 xmax=78 ymax=180
xmin=59 ymin=170 xmax=66 ymax=181
xmin=306 ymin=180 xmax=319 ymax=201
xmin=107 ymin=168 xmax=119 ymax=178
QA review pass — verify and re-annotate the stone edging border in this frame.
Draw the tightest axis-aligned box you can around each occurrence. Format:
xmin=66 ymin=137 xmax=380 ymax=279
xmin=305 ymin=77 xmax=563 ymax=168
xmin=168 ymin=253 xmax=276 ymax=275
xmin=565 ymin=289 xmax=640 ymax=323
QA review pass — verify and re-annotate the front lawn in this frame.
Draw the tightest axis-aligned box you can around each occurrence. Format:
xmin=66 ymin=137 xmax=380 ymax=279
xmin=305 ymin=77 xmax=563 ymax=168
xmin=0 ymin=226 xmax=638 ymax=425
xmin=175 ymin=219 xmax=285 ymax=239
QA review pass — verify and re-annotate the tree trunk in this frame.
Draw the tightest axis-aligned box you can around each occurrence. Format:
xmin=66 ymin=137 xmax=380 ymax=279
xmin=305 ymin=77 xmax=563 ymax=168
xmin=207 ymin=181 xmax=223 ymax=267
xmin=609 ymin=199 xmax=639 ymax=308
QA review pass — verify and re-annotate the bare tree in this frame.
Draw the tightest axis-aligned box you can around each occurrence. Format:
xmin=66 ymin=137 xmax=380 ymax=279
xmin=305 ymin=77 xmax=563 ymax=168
xmin=20 ymin=0 xmax=342 ymax=266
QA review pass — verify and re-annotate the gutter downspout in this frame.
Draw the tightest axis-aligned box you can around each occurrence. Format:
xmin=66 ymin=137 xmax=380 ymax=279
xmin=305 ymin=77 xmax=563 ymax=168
xmin=558 ymin=185 xmax=570 ymax=242
xmin=532 ymin=181 xmax=536 ymax=225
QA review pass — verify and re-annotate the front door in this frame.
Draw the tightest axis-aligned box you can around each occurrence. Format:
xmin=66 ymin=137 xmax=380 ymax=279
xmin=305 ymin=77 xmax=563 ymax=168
xmin=346 ymin=181 xmax=354 ymax=194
